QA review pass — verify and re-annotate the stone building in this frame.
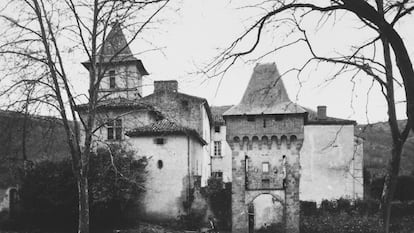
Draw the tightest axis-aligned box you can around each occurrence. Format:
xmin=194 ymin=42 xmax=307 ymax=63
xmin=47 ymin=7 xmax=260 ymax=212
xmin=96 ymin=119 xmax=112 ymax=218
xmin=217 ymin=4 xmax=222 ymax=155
xmin=210 ymin=106 xmax=233 ymax=182
xmin=77 ymin=24 xmax=212 ymax=222
xmin=76 ymin=23 xmax=363 ymax=230
xmin=224 ymin=64 xmax=305 ymax=233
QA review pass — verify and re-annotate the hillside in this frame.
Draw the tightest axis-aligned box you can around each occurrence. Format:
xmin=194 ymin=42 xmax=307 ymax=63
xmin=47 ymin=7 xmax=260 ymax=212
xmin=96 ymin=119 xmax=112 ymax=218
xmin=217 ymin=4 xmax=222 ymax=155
xmin=356 ymin=120 xmax=414 ymax=177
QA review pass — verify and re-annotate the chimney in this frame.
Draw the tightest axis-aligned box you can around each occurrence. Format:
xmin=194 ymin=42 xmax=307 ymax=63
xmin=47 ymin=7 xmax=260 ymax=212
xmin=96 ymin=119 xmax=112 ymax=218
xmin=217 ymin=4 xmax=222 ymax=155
xmin=317 ymin=105 xmax=327 ymax=120
xmin=154 ymin=80 xmax=178 ymax=93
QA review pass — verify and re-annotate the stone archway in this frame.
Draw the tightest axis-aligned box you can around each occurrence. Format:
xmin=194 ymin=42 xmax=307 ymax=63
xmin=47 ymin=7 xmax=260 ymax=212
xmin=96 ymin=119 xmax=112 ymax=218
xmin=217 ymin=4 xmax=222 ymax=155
xmin=247 ymin=192 xmax=285 ymax=233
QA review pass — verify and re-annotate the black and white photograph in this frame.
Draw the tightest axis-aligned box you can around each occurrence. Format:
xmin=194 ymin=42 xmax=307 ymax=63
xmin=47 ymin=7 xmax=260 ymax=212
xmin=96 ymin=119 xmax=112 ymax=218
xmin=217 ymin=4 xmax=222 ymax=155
xmin=0 ymin=1 xmax=413 ymax=233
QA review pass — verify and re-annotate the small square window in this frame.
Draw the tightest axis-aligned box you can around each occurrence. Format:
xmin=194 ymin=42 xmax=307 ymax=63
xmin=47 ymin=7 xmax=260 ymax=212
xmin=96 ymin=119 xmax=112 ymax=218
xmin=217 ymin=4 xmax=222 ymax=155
xmin=214 ymin=126 xmax=220 ymax=133
xmin=262 ymin=179 xmax=270 ymax=188
xmin=212 ymin=171 xmax=223 ymax=179
xmin=274 ymin=115 xmax=283 ymax=121
xmin=107 ymin=119 xmax=122 ymax=140
xmin=247 ymin=116 xmax=255 ymax=122
xmin=182 ymin=100 xmax=189 ymax=107
xmin=155 ymin=138 xmax=165 ymax=145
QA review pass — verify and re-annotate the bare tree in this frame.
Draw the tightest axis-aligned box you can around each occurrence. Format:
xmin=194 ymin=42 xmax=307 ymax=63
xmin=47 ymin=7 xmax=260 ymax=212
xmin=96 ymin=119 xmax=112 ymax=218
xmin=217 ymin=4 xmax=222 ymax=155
xmin=0 ymin=0 xmax=170 ymax=232
xmin=205 ymin=1 xmax=414 ymax=232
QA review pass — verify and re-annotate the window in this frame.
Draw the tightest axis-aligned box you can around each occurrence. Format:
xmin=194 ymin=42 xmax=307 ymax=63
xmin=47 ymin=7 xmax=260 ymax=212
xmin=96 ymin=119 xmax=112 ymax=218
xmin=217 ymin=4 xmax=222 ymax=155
xmin=212 ymin=171 xmax=223 ymax=179
xmin=262 ymin=162 xmax=270 ymax=173
xmin=214 ymin=141 xmax=222 ymax=157
xmin=182 ymin=100 xmax=189 ymax=108
xmin=109 ymin=70 xmax=116 ymax=88
xmin=263 ymin=119 xmax=267 ymax=128
xmin=157 ymin=160 xmax=163 ymax=169
xmin=155 ymin=138 xmax=165 ymax=145
xmin=262 ymin=179 xmax=270 ymax=188
xmin=247 ymin=116 xmax=255 ymax=122
xmin=107 ymin=119 xmax=122 ymax=140
xmin=274 ymin=115 xmax=283 ymax=121
xmin=214 ymin=125 xmax=220 ymax=133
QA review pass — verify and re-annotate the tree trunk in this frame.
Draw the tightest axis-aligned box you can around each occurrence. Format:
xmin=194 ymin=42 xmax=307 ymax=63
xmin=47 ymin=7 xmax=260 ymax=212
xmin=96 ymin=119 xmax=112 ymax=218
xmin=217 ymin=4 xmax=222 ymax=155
xmin=78 ymin=169 xmax=90 ymax=233
xmin=381 ymin=144 xmax=402 ymax=233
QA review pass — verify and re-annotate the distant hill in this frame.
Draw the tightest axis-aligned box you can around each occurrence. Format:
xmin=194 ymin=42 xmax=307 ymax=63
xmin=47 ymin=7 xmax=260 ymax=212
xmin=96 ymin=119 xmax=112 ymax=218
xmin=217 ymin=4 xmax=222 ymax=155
xmin=356 ymin=120 xmax=414 ymax=178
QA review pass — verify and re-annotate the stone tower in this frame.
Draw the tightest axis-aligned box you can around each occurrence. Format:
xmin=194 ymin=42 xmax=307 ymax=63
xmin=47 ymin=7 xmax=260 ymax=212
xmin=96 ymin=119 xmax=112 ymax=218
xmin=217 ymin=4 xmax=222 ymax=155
xmin=81 ymin=23 xmax=148 ymax=100
xmin=223 ymin=63 xmax=306 ymax=233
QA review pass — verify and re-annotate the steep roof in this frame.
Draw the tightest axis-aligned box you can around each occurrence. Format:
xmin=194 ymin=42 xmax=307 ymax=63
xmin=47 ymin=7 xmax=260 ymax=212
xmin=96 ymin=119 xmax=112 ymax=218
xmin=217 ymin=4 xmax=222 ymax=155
xmin=140 ymin=91 xmax=213 ymax=125
xmin=75 ymin=97 xmax=163 ymax=118
xmin=211 ymin=105 xmax=233 ymax=125
xmin=81 ymin=23 xmax=148 ymax=75
xmin=126 ymin=119 xmax=207 ymax=145
xmin=224 ymin=63 xmax=306 ymax=116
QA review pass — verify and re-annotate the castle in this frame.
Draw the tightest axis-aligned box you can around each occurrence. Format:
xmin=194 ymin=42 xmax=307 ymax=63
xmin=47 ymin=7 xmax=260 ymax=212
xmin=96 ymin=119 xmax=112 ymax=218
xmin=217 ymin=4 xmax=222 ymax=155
xmin=76 ymin=24 xmax=363 ymax=233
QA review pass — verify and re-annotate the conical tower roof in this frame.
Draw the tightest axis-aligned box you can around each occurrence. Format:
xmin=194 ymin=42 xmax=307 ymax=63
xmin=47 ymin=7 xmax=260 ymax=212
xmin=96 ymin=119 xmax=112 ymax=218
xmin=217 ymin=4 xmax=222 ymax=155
xmin=97 ymin=22 xmax=134 ymax=61
xmin=82 ymin=22 xmax=148 ymax=75
xmin=224 ymin=63 xmax=306 ymax=116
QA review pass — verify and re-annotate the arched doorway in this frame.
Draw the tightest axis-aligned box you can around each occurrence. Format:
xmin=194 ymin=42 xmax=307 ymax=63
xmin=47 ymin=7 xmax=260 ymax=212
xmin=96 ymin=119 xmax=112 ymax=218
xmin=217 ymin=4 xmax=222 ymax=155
xmin=248 ymin=194 xmax=284 ymax=233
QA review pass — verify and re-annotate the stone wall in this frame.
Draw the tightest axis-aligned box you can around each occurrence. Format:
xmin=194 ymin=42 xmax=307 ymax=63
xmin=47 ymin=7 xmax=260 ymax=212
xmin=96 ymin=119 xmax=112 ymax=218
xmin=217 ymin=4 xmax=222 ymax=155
xmin=129 ymin=135 xmax=204 ymax=222
xmin=142 ymin=92 xmax=208 ymax=138
xmin=98 ymin=63 xmax=143 ymax=99
xmin=300 ymin=125 xmax=364 ymax=203
xmin=226 ymin=114 xmax=304 ymax=233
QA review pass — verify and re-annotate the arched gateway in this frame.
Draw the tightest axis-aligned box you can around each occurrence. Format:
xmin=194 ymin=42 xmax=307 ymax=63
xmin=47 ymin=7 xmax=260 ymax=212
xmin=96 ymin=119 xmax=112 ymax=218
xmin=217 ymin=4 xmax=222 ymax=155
xmin=223 ymin=63 xmax=305 ymax=233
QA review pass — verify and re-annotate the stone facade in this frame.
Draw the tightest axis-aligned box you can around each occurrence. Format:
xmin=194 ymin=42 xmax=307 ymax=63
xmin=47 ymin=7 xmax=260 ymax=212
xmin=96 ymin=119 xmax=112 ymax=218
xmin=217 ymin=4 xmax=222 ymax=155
xmin=226 ymin=115 xmax=304 ymax=233
xmin=224 ymin=63 xmax=306 ymax=233
xmin=210 ymin=106 xmax=233 ymax=182
xmin=300 ymin=124 xmax=364 ymax=202
xmin=128 ymin=135 xmax=204 ymax=221
xmin=77 ymin=24 xmax=212 ymax=222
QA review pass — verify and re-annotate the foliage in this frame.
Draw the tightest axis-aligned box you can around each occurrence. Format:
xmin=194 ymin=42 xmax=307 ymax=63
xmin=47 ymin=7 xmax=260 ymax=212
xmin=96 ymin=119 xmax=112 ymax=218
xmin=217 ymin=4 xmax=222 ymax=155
xmin=8 ymin=144 xmax=146 ymax=231
xmin=201 ymin=177 xmax=232 ymax=230
xmin=366 ymin=175 xmax=414 ymax=201
xmin=300 ymin=199 xmax=414 ymax=233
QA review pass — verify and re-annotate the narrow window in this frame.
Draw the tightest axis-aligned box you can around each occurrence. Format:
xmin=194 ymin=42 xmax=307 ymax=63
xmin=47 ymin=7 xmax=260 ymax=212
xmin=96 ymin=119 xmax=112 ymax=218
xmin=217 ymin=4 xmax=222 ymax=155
xmin=214 ymin=141 xmax=222 ymax=157
xmin=247 ymin=116 xmax=255 ymax=122
xmin=157 ymin=160 xmax=163 ymax=169
xmin=263 ymin=119 xmax=267 ymax=128
xmin=115 ymin=119 xmax=122 ymax=140
xmin=109 ymin=70 xmax=116 ymax=88
xmin=262 ymin=162 xmax=270 ymax=173
xmin=107 ymin=120 xmax=114 ymax=140
xmin=214 ymin=125 xmax=220 ymax=133
xmin=155 ymin=138 xmax=165 ymax=145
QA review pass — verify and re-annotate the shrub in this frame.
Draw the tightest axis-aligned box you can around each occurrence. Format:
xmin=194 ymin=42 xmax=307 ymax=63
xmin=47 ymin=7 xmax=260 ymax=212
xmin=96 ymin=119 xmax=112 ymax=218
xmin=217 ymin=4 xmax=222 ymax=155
xmin=300 ymin=212 xmax=383 ymax=233
xmin=201 ymin=178 xmax=232 ymax=230
xmin=367 ymin=175 xmax=414 ymax=201
xmin=300 ymin=201 xmax=317 ymax=216
xmin=11 ymin=144 xmax=147 ymax=231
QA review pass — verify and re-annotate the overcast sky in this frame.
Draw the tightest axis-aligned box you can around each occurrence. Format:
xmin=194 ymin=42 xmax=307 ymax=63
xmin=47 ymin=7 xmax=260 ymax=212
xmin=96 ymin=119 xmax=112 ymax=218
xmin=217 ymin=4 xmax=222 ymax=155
xmin=69 ymin=0 xmax=414 ymax=124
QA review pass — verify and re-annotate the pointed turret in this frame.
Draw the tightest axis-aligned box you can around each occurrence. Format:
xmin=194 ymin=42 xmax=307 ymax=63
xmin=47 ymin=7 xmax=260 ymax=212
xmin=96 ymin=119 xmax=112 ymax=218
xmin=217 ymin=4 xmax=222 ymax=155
xmin=82 ymin=23 xmax=148 ymax=100
xmin=224 ymin=63 xmax=305 ymax=115
xmin=82 ymin=22 xmax=148 ymax=75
